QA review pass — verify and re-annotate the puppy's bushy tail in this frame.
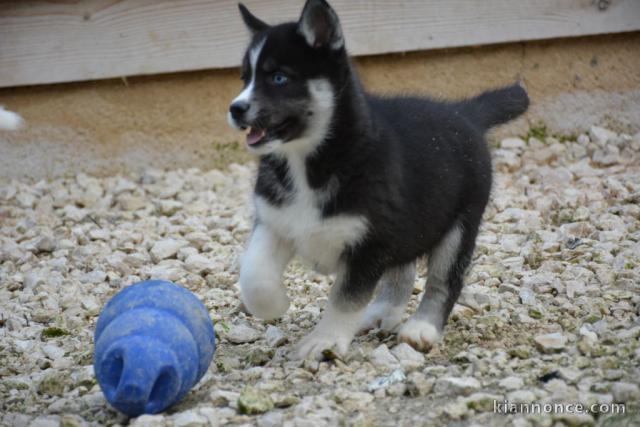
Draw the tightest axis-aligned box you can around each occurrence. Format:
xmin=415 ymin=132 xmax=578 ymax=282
xmin=458 ymin=83 xmax=529 ymax=131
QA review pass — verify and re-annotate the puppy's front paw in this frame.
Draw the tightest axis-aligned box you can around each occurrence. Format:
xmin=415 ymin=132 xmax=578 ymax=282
xmin=292 ymin=328 xmax=352 ymax=361
xmin=240 ymin=281 xmax=290 ymax=321
xmin=358 ymin=303 xmax=404 ymax=335
xmin=398 ymin=318 xmax=441 ymax=352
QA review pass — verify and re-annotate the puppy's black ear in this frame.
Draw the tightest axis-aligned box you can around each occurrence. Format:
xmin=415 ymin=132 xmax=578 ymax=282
xmin=238 ymin=3 xmax=269 ymax=34
xmin=297 ymin=0 xmax=344 ymax=50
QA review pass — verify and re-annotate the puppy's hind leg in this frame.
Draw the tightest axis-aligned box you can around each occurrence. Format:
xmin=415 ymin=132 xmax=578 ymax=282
xmin=399 ymin=220 xmax=478 ymax=351
xmin=358 ymin=262 xmax=416 ymax=334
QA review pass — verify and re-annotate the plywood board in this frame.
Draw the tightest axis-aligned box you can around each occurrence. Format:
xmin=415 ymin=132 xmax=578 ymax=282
xmin=1 ymin=0 xmax=639 ymax=87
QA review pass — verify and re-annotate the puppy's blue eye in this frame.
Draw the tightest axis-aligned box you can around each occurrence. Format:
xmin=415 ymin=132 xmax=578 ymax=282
xmin=272 ymin=72 xmax=289 ymax=86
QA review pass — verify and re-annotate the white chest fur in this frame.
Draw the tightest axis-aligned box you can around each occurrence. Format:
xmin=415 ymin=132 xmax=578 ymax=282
xmin=255 ymin=155 xmax=368 ymax=274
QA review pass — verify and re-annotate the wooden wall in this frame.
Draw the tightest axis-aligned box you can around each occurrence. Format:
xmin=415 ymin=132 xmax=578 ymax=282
xmin=1 ymin=0 xmax=639 ymax=88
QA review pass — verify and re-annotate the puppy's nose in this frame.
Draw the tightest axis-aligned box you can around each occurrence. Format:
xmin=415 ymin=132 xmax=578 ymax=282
xmin=229 ymin=101 xmax=250 ymax=121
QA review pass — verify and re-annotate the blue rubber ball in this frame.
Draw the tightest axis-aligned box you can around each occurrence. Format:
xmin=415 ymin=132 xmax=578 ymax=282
xmin=94 ymin=280 xmax=216 ymax=416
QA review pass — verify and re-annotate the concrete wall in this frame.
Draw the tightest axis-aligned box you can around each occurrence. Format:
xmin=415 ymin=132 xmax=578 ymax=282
xmin=1 ymin=32 xmax=639 ymax=180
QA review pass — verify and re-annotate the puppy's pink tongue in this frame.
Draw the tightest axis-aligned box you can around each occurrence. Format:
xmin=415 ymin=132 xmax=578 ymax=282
xmin=247 ymin=128 xmax=266 ymax=145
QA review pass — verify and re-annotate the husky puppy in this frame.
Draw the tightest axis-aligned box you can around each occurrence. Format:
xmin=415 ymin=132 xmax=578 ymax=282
xmin=228 ymin=0 xmax=529 ymax=359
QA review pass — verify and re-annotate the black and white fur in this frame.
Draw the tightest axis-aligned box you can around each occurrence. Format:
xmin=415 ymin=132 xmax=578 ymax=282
xmin=228 ymin=0 xmax=529 ymax=359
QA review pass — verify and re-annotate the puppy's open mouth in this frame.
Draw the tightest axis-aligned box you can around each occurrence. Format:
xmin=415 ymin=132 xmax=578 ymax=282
xmin=246 ymin=128 xmax=266 ymax=146
xmin=245 ymin=119 xmax=293 ymax=147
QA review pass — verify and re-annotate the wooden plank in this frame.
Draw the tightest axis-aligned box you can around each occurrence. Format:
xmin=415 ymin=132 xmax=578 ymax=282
xmin=1 ymin=0 xmax=639 ymax=88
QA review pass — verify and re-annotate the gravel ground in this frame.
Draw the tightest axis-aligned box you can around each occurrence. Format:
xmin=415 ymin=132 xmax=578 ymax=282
xmin=1 ymin=126 xmax=639 ymax=427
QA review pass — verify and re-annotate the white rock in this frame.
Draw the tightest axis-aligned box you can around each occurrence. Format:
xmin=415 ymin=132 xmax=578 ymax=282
xmin=27 ymin=416 xmax=60 ymax=427
xmin=184 ymin=253 xmax=212 ymax=274
xmin=589 ymin=126 xmax=617 ymax=147
xmin=434 ymin=376 xmax=481 ymax=396
xmin=24 ymin=271 xmax=46 ymax=289
xmin=391 ymin=343 xmax=425 ymax=369
xmin=111 ymin=177 xmax=138 ymax=195
xmin=498 ymin=376 xmax=524 ymax=390
xmin=532 ymin=144 xmax=560 ymax=163
xmin=150 ymin=239 xmax=187 ymax=261
xmin=587 ymin=322 xmax=606 ymax=339
xmin=34 ymin=235 xmax=57 ymax=253
xmin=500 ymin=234 xmax=526 ymax=253
xmin=130 ymin=415 xmax=166 ymax=427
xmin=565 ymin=280 xmax=586 ymax=298
xmin=2 ymin=413 xmax=30 ymax=427
xmin=534 ymin=332 xmax=567 ymax=353
xmin=257 ymin=412 xmax=284 ymax=427
xmin=592 ymin=146 xmax=620 ymax=166
xmin=16 ymin=191 xmax=36 ymax=208
xmin=178 ymin=246 xmax=198 ymax=261
xmin=369 ymin=344 xmax=399 ymax=370
xmin=184 ymin=232 xmax=211 ymax=250
xmin=71 ymin=365 xmax=95 ymax=387
xmin=507 ymin=390 xmax=536 ymax=403
xmin=225 ymin=324 xmax=261 ymax=344
xmin=0 ymin=182 xmax=18 ymax=201
xmin=62 ymin=205 xmax=88 ymax=221
xmin=498 ymin=283 xmax=520 ymax=294
xmin=544 ymin=378 xmax=567 ymax=394
xmin=519 ymin=288 xmax=537 ymax=306
xmin=32 ymin=308 xmax=55 ymax=323
xmin=147 ymin=262 xmax=186 ymax=282
xmin=569 ymin=159 xmax=599 ymax=177
xmin=158 ymin=200 xmax=183 ymax=216
xmin=386 ymin=382 xmax=407 ymax=397
xmin=368 ymin=369 xmax=406 ymax=392
xmin=197 ymin=407 xmax=225 ymax=427
xmin=156 ymin=179 xmax=185 ymax=199
xmin=541 ymin=167 xmax=573 ymax=188
xmin=42 ymin=344 xmax=65 ymax=361
xmin=611 ymin=382 xmax=640 ymax=403
xmin=577 ymin=134 xmax=590 ymax=145
xmin=522 ymin=272 xmax=560 ymax=294
xmin=493 ymin=208 xmax=541 ymax=226
xmin=125 ymin=253 xmax=147 ymax=267
xmin=557 ymin=367 xmax=582 ymax=384
xmin=443 ymin=401 xmax=468 ymax=419
xmin=172 ymin=411 xmax=208 ymax=427
xmin=210 ymin=390 xmax=240 ymax=407
xmin=502 ymin=255 xmax=524 ymax=271
xmin=406 ymin=372 xmax=433 ymax=396
xmin=464 ymin=392 xmax=503 ymax=412
xmin=616 ymin=326 xmax=640 ymax=341
xmin=265 ymin=325 xmax=287 ymax=347
xmin=88 ymin=229 xmax=110 ymax=241
xmin=493 ymin=149 xmax=521 ymax=171
xmin=79 ymin=391 xmax=106 ymax=408
xmin=334 ymin=389 xmax=374 ymax=409
xmin=579 ymin=324 xmax=598 ymax=342
xmin=118 ymin=195 xmax=146 ymax=211
xmin=501 ymin=137 xmax=526 ymax=149
xmin=554 ymin=412 xmax=595 ymax=427
xmin=80 ymin=270 xmax=107 ymax=284
xmin=49 ymin=257 xmax=68 ymax=272
xmin=81 ymin=296 xmax=101 ymax=316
